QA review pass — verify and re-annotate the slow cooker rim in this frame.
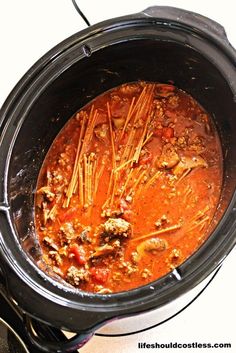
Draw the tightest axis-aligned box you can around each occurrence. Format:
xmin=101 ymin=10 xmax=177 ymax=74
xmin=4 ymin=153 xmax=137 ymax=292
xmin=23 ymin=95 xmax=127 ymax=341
xmin=0 ymin=6 xmax=236 ymax=332
xmin=1 ymin=5 xmax=236 ymax=128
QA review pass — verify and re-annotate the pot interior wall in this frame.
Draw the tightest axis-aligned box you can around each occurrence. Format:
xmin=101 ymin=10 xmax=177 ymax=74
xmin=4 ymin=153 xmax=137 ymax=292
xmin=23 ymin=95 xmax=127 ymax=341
xmin=8 ymin=39 xmax=236 ymax=267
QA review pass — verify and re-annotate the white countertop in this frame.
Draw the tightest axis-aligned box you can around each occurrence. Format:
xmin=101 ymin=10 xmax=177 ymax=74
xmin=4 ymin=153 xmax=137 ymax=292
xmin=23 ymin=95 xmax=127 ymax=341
xmin=0 ymin=1 xmax=235 ymax=352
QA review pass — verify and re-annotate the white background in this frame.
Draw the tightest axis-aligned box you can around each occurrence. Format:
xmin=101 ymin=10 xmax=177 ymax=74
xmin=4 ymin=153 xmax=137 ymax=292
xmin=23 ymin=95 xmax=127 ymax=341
xmin=0 ymin=1 xmax=235 ymax=353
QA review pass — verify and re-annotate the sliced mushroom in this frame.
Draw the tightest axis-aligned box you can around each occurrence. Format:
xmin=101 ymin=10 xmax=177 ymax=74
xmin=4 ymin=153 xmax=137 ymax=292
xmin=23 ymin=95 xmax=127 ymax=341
xmin=137 ymin=237 xmax=168 ymax=256
xmin=90 ymin=244 xmax=115 ymax=258
xmin=173 ymin=154 xmax=208 ymax=176
xmin=112 ymin=117 xmax=125 ymax=129
xmin=90 ymin=240 xmax=121 ymax=259
xmin=43 ymin=236 xmax=58 ymax=251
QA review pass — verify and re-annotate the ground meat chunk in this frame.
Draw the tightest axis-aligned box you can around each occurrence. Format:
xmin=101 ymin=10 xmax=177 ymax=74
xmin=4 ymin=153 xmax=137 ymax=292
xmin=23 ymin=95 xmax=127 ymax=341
xmin=79 ymin=227 xmax=92 ymax=243
xmin=75 ymin=110 xmax=88 ymax=123
xmin=101 ymin=208 xmax=123 ymax=218
xmin=131 ymin=251 xmax=140 ymax=264
xmin=141 ymin=268 xmax=152 ymax=278
xmin=94 ymin=285 xmax=113 ymax=294
xmin=94 ymin=123 xmax=109 ymax=142
xmin=59 ymin=222 xmax=76 ymax=245
xmin=58 ymin=152 xmax=71 ymax=167
xmin=167 ymin=95 xmax=179 ymax=108
xmin=119 ymin=83 xmax=141 ymax=95
xmin=157 ymin=143 xmax=180 ymax=169
xmin=48 ymin=251 xmax=62 ymax=266
xmin=103 ymin=218 xmax=131 ymax=238
xmin=167 ymin=248 xmax=182 ymax=269
xmin=155 ymin=215 xmax=169 ymax=228
xmin=188 ymin=136 xmax=206 ymax=154
xmin=118 ymin=261 xmax=137 ymax=275
xmin=66 ymin=266 xmax=89 ymax=286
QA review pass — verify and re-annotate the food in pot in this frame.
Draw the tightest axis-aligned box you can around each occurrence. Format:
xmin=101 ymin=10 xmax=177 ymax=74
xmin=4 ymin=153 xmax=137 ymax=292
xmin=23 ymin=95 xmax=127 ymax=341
xmin=35 ymin=81 xmax=222 ymax=293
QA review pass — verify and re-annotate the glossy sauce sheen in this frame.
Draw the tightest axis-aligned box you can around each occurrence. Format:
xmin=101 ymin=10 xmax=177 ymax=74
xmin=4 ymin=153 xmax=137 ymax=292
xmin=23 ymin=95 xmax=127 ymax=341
xmin=35 ymin=82 xmax=222 ymax=294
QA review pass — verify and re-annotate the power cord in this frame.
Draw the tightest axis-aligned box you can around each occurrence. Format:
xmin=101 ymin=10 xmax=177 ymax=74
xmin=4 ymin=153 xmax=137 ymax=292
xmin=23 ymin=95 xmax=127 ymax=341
xmin=71 ymin=0 xmax=91 ymax=26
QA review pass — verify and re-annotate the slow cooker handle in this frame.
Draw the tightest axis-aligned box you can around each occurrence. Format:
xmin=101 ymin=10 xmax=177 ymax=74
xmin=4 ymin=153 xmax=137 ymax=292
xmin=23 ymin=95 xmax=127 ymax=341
xmin=24 ymin=315 xmax=93 ymax=353
xmin=141 ymin=6 xmax=228 ymax=41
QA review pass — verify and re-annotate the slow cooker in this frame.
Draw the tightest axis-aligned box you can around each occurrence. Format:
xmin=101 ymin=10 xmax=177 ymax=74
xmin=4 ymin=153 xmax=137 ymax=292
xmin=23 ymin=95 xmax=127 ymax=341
xmin=0 ymin=6 xmax=236 ymax=352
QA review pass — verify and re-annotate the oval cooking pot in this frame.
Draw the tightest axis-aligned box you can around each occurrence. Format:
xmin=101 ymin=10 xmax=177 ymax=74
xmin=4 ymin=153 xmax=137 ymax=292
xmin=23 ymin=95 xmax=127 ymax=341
xmin=0 ymin=6 xmax=236 ymax=353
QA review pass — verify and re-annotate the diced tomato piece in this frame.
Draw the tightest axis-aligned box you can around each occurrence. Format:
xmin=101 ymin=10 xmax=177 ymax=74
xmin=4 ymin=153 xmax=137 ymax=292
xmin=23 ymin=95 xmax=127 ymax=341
xmin=139 ymin=151 xmax=153 ymax=165
xmin=154 ymin=128 xmax=163 ymax=137
xmin=161 ymin=84 xmax=175 ymax=92
xmin=156 ymin=84 xmax=175 ymax=97
xmin=90 ymin=268 xmax=109 ymax=284
xmin=69 ymin=244 xmax=86 ymax=265
xmin=154 ymin=126 xmax=174 ymax=140
xmin=162 ymin=127 xmax=174 ymax=139
xmin=59 ymin=208 xmax=78 ymax=222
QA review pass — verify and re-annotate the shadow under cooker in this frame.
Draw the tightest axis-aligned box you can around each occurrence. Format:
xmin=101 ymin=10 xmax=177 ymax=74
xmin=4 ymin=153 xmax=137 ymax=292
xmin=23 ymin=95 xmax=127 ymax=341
xmin=0 ymin=6 xmax=236 ymax=352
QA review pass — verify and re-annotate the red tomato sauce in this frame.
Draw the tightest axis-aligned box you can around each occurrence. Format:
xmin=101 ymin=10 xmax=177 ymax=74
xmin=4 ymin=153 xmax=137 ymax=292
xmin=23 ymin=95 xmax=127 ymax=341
xmin=35 ymin=82 xmax=223 ymax=293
